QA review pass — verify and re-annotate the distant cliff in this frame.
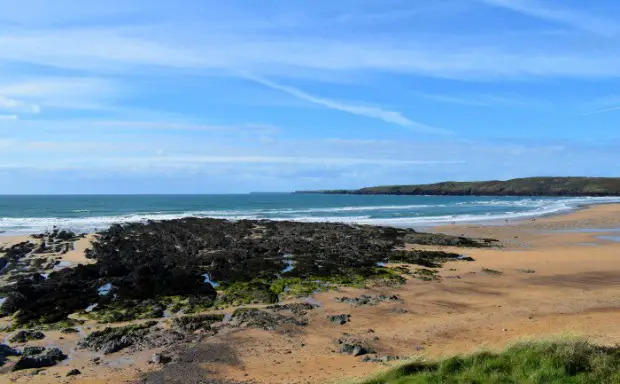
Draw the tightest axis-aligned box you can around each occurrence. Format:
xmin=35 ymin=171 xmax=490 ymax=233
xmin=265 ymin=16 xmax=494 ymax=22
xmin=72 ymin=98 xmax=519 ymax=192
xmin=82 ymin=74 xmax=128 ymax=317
xmin=296 ymin=177 xmax=620 ymax=196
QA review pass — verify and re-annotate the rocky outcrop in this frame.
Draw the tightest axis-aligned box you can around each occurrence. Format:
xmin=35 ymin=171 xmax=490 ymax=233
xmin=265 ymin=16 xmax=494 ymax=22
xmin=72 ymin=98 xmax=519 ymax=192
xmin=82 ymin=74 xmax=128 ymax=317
xmin=335 ymin=295 xmax=400 ymax=307
xmin=9 ymin=330 xmax=45 ymax=343
xmin=0 ymin=344 xmax=20 ymax=367
xmin=327 ymin=314 xmax=351 ymax=325
xmin=79 ymin=321 xmax=183 ymax=354
xmin=231 ymin=308 xmax=308 ymax=330
xmin=13 ymin=347 xmax=67 ymax=371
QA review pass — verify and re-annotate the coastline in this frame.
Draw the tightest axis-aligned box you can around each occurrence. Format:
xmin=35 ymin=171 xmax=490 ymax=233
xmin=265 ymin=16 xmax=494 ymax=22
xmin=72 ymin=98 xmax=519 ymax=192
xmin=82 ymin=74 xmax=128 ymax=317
xmin=2 ymin=204 xmax=620 ymax=383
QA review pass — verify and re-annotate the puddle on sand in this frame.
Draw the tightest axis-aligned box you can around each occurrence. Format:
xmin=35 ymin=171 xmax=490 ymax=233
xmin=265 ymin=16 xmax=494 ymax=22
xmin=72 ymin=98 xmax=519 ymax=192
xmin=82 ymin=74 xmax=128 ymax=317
xmin=98 ymin=283 xmax=112 ymax=295
xmin=203 ymin=273 xmax=220 ymax=288
xmin=576 ymin=242 xmax=600 ymax=246
xmin=550 ymin=228 xmax=620 ymax=234
xmin=53 ymin=261 xmax=72 ymax=271
xmin=597 ymin=235 xmax=620 ymax=243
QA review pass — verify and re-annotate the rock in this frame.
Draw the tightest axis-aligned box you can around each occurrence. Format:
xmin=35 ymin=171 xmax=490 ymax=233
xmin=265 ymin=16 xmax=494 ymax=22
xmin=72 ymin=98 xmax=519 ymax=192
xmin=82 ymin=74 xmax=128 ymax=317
xmin=80 ymin=321 xmax=184 ymax=354
xmin=22 ymin=346 xmax=46 ymax=356
xmin=327 ymin=314 xmax=350 ymax=325
xmin=232 ymin=308 xmax=308 ymax=331
xmin=360 ymin=355 xmax=402 ymax=363
xmin=172 ymin=314 xmax=224 ymax=333
xmin=13 ymin=347 xmax=67 ymax=371
xmin=66 ymin=369 xmax=81 ymax=376
xmin=339 ymin=343 xmax=370 ymax=356
xmin=151 ymin=352 xmax=172 ymax=365
xmin=79 ymin=321 xmax=157 ymax=354
xmin=392 ymin=308 xmax=409 ymax=314
xmin=266 ymin=303 xmax=317 ymax=316
xmin=9 ymin=330 xmax=45 ymax=343
xmin=0 ymin=344 xmax=21 ymax=367
xmin=60 ymin=328 xmax=80 ymax=334
xmin=335 ymin=295 xmax=400 ymax=307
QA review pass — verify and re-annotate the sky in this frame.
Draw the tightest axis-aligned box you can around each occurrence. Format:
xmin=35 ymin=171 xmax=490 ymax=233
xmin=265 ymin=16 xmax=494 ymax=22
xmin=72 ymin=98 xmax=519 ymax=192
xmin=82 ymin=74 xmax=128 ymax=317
xmin=1 ymin=0 xmax=620 ymax=194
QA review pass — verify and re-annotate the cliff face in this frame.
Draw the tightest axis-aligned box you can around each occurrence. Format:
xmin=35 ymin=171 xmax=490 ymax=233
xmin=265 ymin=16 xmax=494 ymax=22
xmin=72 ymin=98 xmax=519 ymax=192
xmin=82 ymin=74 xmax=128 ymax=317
xmin=297 ymin=177 xmax=620 ymax=196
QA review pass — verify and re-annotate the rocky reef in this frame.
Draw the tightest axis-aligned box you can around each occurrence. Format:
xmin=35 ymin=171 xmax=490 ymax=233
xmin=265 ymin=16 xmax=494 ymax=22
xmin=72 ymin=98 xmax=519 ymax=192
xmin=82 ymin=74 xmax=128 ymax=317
xmin=0 ymin=218 xmax=494 ymax=327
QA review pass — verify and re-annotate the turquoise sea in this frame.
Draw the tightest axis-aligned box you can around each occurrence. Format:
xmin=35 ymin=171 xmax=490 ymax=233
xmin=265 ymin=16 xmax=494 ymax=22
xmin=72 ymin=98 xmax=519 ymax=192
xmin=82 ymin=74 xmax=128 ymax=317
xmin=1 ymin=194 xmax=619 ymax=234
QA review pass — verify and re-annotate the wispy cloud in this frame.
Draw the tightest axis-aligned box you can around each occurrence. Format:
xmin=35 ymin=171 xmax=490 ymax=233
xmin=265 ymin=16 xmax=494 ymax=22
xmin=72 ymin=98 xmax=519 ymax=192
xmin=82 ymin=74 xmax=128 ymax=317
xmin=92 ymin=120 xmax=280 ymax=134
xmin=415 ymin=92 xmax=535 ymax=108
xmin=0 ymin=95 xmax=41 ymax=114
xmin=0 ymin=114 xmax=18 ymax=120
xmin=479 ymin=0 xmax=620 ymax=36
xmin=583 ymin=106 xmax=620 ymax=115
xmin=244 ymin=75 xmax=452 ymax=135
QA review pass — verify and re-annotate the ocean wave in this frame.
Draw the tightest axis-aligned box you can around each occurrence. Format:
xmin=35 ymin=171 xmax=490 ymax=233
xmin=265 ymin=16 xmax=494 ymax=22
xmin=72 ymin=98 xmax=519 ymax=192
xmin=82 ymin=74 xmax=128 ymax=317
xmin=2 ymin=196 xmax=620 ymax=234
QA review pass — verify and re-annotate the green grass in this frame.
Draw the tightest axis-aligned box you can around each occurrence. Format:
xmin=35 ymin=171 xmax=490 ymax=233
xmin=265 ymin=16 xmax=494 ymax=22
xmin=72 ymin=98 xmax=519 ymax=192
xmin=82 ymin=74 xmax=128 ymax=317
xmin=354 ymin=339 xmax=620 ymax=384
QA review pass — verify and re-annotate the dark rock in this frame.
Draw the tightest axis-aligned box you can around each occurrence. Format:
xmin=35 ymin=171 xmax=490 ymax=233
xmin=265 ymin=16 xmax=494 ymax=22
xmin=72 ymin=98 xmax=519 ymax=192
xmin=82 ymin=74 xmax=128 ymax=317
xmin=232 ymin=308 xmax=308 ymax=330
xmin=360 ymin=355 xmax=402 ymax=363
xmin=173 ymin=314 xmax=225 ymax=333
xmin=60 ymin=327 xmax=79 ymax=334
xmin=327 ymin=314 xmax=350 ymax=325
xmin=339 ymin=343 xmax=370 ymax=356
xmin=392 ymin=308 xmax=409 ymax=314
xmin=79 ymin=321 xmax=158 ymax=354
xmin=1 ymin=218 xmax=484 ymax=326
xmin=13 ymin=347 xmax=67 ymax=371
xmin=151 ymin=352 xmax=172 ymax=365
xmin=66 ymin=368 xmax=81 ymax=376
xmin=0 ymin=344 xmax=20 ymax=367
xmin=335 ymin=295 xmax=400 ymax=307
xmin=22 ymin=346 xmax=46 ymax=356
xmin=9 ymin=330 xmax=45 ymax=343
xmin=266 ymin=303 xmax=317 ymax=316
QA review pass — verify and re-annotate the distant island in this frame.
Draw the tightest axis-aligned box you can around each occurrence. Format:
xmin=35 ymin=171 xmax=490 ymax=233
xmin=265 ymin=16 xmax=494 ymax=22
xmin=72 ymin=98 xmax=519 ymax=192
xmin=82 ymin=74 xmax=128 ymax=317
xmin=296 ymin=177 xmax=620 ymax=196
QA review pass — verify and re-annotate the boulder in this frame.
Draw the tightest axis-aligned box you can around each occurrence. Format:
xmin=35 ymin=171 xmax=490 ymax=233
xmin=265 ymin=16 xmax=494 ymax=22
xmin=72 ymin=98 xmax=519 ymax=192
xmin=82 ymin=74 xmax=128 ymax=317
xmin=66 ymin=368 xmax=81 ymax=376
xmin=327 ymin=314 xmax=350 ymax=325
xmin=9 ymin=330 xmax=45 ymax=343
xmin=151 ymin=352 xmax=172 ymax=365
xmin=13 ymin=347 xmax=67 ymax=371
xmin=339 ymin=343 xmax=369 ymax=356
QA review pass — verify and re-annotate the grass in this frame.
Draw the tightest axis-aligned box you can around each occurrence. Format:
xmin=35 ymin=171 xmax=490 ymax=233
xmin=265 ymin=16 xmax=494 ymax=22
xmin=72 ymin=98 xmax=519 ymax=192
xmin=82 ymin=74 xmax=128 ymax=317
xmin=353 ymin=339 xmax=620 ymax=384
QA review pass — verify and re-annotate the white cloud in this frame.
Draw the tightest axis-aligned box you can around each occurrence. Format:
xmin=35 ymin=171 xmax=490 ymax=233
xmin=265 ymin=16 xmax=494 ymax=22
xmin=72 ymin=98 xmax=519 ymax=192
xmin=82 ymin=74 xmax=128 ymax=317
xmin=2 ymin=20 xmax=620 ymax=82
xmin=583 ymin=106 xmax=620 ymax=115
xmin=0 ymin=114 xmax=18 ymax=120
xmin=115 ymin=155 xmax=464 ymax=166
xmin=245 ymin=75 xmax=451 ymax=135
xmin=415 ymin=92 xmax=535 ymax=108
xmin=0 ymin=95 xmax=41 ymax=114
xmin=478 ymin=0 xmax=620 ymax=36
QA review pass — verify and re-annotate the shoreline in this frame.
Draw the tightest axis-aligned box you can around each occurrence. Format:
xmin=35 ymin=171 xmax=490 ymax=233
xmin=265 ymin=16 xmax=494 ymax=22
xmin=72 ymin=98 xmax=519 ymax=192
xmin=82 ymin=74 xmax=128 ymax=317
xmin=2 ymin=197 xmax=620 ymax=237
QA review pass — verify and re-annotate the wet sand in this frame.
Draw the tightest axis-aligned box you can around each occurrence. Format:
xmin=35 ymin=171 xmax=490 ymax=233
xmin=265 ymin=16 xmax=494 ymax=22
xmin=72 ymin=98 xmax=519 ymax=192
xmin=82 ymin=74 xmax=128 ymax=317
xmin=3 ymin=204 xmax=620 ymax=383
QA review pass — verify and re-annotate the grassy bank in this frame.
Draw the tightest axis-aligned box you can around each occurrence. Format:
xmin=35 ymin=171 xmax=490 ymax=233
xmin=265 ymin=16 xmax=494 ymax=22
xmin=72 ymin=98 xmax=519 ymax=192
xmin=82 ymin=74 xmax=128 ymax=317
xmin=354 ymin=339 xmax=620 ymax=384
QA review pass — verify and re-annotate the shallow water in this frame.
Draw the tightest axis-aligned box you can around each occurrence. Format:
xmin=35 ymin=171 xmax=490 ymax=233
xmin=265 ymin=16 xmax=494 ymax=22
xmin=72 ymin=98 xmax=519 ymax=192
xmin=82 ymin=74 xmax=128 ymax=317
xmin=597 ymin=235 xmax=620 ymax=243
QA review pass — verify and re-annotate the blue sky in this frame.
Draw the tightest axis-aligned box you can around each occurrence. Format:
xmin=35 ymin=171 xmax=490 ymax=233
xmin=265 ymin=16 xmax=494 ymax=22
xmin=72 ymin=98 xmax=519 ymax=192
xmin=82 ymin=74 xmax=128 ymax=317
xmin=1 ymin=0 xmax=619 ymax=194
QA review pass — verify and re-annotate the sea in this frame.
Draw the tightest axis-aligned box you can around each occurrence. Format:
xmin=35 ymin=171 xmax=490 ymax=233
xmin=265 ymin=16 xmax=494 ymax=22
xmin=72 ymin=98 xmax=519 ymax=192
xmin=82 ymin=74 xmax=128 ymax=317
xmin=1 ymin=194 xmax=619 ymax=235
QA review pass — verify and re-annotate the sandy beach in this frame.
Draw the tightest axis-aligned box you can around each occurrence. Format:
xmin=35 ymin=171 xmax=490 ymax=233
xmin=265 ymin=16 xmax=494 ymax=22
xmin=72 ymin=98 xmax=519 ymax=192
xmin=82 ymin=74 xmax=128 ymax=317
xmin=2 ymin=203 xmax=620 ymax=383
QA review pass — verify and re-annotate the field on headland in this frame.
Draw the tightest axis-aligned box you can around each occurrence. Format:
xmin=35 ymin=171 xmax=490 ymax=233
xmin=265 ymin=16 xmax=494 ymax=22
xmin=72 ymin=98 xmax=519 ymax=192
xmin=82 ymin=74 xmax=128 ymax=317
xmin=1 ymin=204 xmax=620 ymax=383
